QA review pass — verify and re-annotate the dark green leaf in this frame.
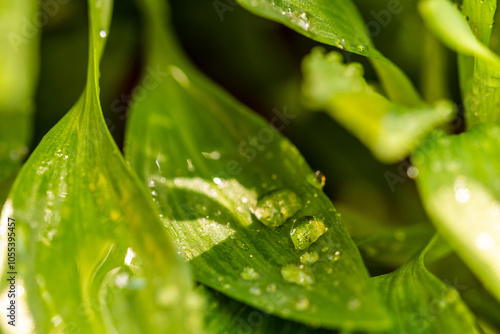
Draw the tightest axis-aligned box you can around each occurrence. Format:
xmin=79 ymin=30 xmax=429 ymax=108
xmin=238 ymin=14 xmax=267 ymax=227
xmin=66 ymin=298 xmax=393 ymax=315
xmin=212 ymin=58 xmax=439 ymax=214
xmin=302 ymin=48 xmax=455 ymax=163
xmin=125 ymin=0 xmax=391 ymax=330
xmin=374 ymin=236 xmax=481 ymax=334
xmin=413 ymin=124 xmax=500 ymax=302
xmin=0 ymin=1 xmax=202 ymax=333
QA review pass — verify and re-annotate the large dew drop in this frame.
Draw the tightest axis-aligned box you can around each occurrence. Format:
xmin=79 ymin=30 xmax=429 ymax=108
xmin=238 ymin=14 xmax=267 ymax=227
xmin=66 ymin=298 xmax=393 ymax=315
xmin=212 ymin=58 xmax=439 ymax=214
xmin=290 ymin=216 xmax=327 ymax=250
xmin=254 ymin=189 xmax=302 ymax=227
xmin=281 ymin=264 xmax=314 ymax=286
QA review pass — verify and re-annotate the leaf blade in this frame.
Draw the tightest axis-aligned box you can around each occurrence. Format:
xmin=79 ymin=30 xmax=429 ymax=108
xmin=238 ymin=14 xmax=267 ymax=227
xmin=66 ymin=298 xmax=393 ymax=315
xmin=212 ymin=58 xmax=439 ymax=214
xmin=125 ymin=0 xmax=391 ymax=330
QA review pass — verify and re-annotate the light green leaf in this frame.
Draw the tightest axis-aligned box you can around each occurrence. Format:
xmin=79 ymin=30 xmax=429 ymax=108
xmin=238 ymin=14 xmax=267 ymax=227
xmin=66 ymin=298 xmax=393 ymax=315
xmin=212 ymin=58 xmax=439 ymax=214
xmin=233 ymin=0 xmax=422 ymax=107
xmin=374 ymin=236 xmax=481 ymax=334
xmin=0 ymin=0 xmax=39 ymax=182
xmin=0 ymin=1 xmax=202 ymax=333
xmin=413 ymin=124 xmax=500 ymax=302
xmin=125 ymin=0 xmax=391 ymax=331
xmin=420 ymin=0 xmax=500 ymax=126
xmin=302 ymin=47 xmax=455 ymax=163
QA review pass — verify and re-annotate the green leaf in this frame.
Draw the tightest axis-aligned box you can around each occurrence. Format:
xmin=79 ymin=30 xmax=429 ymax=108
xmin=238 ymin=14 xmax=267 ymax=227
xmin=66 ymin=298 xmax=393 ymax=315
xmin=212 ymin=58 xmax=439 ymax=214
xmin=0 ymin=0 xmax=39 ymax=182
xmin=0 ymin=1 xmax=202 ymax=333
xmin=412 ymin=124 xmax=500 ymax=303
xmin=373 ymin=236 xmax=481 ymax=334
xmin=125 ymin=0 xmax=391 ymax=330
xmin=302 ymin=47 xmax=455 ymax=163
xmin=233 ymin=0 xmax=422 ymax=107
xmin=420 ymin=0 xmax=500 ymax=126
xmin=201 ymin=286 xmax=333 ymax=334
xmin=356 ymin=223 xmax=436 ymax=268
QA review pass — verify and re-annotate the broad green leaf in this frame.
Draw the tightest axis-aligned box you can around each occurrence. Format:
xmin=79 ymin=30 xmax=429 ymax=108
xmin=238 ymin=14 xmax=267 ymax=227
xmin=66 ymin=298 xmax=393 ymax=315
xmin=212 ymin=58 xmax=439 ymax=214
xmin=0 ymin=0 xmax=39 ymax=182
xmin=125 ymin=0 xmax=391 ymax=331
xmin=420 ymin=0 xmax=500 ymax=126
xmin=356 ymin=223 xmax=436 ymax=268
xmin=412 ymin=124 xmax=500 ymax=302
xmin=201 ymin=286 xmax=332 ymax=334
xmin=373 ymin=236 xmax=481 ymax=334
xmin=0 ymin=1 xmax=202 ymax=333
xmin=302 ymin=48 xmax=455 ymax=163
xmin=233 ymin=0 xmax=422 ymax=107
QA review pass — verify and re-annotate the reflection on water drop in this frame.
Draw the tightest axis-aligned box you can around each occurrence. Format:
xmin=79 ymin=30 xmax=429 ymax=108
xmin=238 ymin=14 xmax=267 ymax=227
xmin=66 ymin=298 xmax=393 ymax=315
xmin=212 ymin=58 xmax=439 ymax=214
xmin=290 ymin=216 xmax=326 ymax=250
xmin=475 ymin=232 xmax=495 ymax=250
xmin=454 ymin=177 xmax=471 ymax=203
xmin=407 ymin=166 xmax=419 ymax=179
xmin=124 ymin=247 xmax=135 ymax=266
xmin=300 ymin=251 xmax=319 ymax=265
xmin=254 ymin=189 xmax=302 ymax=227
xmin=281 ymin=264 xmax=314 ymax=286
xmin=99 ymin=30 xmax=107 ymax=38
xmin=240 ymin=267 xmax=260 ymax=280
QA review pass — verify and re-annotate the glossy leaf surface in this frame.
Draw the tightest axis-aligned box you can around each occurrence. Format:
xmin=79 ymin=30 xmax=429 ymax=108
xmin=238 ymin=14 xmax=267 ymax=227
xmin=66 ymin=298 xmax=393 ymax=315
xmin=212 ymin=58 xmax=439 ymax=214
xmin=302 ymin=48 xmax=455 ymax=163
xmin=125 ymin=0 xmax=391 ymax=330
xmin=0 ymin=1 xmax=201 ymax=333
xmin=413 ymin=124 xmax=500 ymax=302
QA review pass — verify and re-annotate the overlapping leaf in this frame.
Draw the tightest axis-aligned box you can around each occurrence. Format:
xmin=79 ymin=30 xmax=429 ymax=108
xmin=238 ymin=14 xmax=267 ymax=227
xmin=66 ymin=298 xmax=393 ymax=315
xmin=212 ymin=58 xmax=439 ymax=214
xmin=233 ymin=0 xmax=422 ymax=107
xmin=420 ymin=0 xmax=500 ymax=127
xmin=0 ymin=0 xmax=39 ymax=183
xmin=0 ymin=1 xmax=202 ymax=333
xmin=374 ymin=236 xmax=481 ymax=333
xmin=302 ymin=48 xmax=455 ymax=163
xmin=413 ymin=124 xmax=500 ymax=302
xmin=125 ymin=0 xmax=391 ymax=330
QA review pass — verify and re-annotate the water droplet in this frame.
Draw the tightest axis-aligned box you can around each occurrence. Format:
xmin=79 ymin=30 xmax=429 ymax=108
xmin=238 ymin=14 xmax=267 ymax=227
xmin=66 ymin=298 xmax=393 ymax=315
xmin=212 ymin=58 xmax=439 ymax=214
xmin=124 ymin=247 xmax=135 ymax=266
xmin=357 ymin=44 xmax=368 ymax=53
xmin=99 ymin=30 xmax=107 ymax=38
xmin=266 ymin=283 xmax=277 ymax=292
xmin=290 ymin=216 xmax=327 ymax=250
xmin=254 ymin=189 xmax=302 ymax=227
xmin=328 ymin=250 xmax=341 ymax=262
xmin=300 ymin=251 xmax=319 ymax=265
xmin=250 ymin=286 xmax=262 ymax=295
xmin=202 ymin=151 xmax=221 ymax=160
xmin=281 ymin=264 xmax=314 ymax=286
xmin=407 ymin=166 xmax=419 ymax=179
xmin=348 ymin=298 xmax=361 ymax=310
xmin=454 ymin=177 xmax=471 ymax=203
xmin=241 ymin=267 xmax=260 ymax=280
xmin=295 ymin=297 xmax=310 ymax=310
xmin=314 ymin=170 xmax=325 ymax=188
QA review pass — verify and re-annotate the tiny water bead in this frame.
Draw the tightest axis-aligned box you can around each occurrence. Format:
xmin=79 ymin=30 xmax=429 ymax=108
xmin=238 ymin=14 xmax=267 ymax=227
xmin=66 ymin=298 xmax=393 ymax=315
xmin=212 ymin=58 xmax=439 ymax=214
xmin=281 ymin=264 xmax=314 ymax=286
xmin=240 ymin=267 xmax=260 ymax=280
xmin=307 ymin=170 xmax=326 ymax=189
xmin=254 ymin=189 xmax=302 ymax=227
xmin=290 ymin=216 xmax=327 ymax=250
xmin=327 ymin=251 xmax=341 ymax=262
xmin=300 ymin=251 xmax=319 ymax=265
